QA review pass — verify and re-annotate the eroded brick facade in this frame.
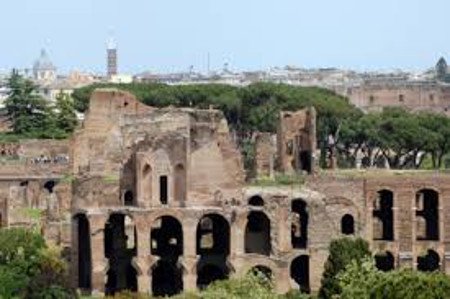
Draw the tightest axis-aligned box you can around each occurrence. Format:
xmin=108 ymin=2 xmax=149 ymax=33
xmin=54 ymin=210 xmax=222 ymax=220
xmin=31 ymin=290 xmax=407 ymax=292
xmin=1 ymin=89 xmax=449 ymax=296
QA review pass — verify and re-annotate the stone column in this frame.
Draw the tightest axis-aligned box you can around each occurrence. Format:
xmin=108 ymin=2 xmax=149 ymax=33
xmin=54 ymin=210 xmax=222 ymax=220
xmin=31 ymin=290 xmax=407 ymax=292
xmin=88 ymin=213 xmax=108 ymax=296
xmin=277 ymin=202 xmax=290 ymax=253
xmin=135 ymin=215 xmax=151 ymax=294
xmin=183 ymin=218 xmax=198 ymax=292
xmin=274 ymin=265 xmax=291 ymax=294
xmin=231 ymin=211 xmax=246 ymax=256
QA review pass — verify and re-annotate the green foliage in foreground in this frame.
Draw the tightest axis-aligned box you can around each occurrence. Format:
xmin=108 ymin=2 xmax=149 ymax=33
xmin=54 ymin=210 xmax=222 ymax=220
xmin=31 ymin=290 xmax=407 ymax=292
xmin=0 ymin=228 xmax=75 ymax=299
xmin=318 ymin=238 xmax=371 ymax=299
xmin=104 ymin=273 xmax=312 ymax=299
xmin=338 ymin=258 xmax=450 ymax=299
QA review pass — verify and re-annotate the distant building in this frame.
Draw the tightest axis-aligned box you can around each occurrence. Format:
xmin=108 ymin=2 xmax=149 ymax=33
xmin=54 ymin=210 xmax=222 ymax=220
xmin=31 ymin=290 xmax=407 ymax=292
xmin=107 ymin=38 xmax=118 ymax=77
xmin=33 ymin=49 xmax=57 ymax=83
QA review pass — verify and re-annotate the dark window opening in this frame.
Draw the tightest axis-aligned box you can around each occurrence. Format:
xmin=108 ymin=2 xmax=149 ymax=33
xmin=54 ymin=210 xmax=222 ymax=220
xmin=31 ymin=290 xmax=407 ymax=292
xmin=44 ymin=180 xmax=56 ymax=193
xmin=174 ymin=164 xmax=186 ymax=202
xmin=197 ymin=264 xmax=228 ymax=290
xmin=104 ymin=214 xmax=137 ymax=296
xmin=375 ymin=251 xmax=395 ymax=272
xmin=292 ymin=199 xmax=308 ymax=249
xmin=249 ymin=266 xmax=272 ymax=282
xmin=299 ymin=150 xmax=312 ymax=174
xmin=248 ymin=196 xmax=264 ymax=207
xmin=290 ymin=255 xmax=310 ymax=294
xmin=152 ymin=260 xmax=183 ymax=297
xmin=373 ymin=190 xmax=394 ymax=241
xmin=124 ymin=190 xmax=134 ymax=206
xmin=196 ymin=214 xmax=230 ymax=256
xmin=245 ymin=211 xmax=271 ymax=255
xmin=160 ymin=176 xmax=168 ymax=204
xmin=416 ymin=189 xmax=439 ymax=241
xmin=399 ymin=94 xmax=405 ymax=102
xmin=369 ymin=95 xmax=375 ymax=103
xmin=74 ymin=214 xmax=92 ymax=291
xmin=417 ymin=250 xmax=440 ymax=272
xmin=151 ymin=216 xmax=183 ymax=258
xmin=341 ymin=214 xmax=355 ymax=235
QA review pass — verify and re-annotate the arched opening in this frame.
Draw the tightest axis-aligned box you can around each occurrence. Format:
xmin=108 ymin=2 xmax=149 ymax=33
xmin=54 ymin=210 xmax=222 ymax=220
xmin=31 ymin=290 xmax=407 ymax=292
xmin=373 ymin=190 xmax=394 ymax=241
xmin=341 ymin=214 xmax=355 ymax=235
xmin=104 ymin=213 xmax=137 ymax=296
xmin=124 ymin=190 xmax=134 ymax=206
xmin=292 ymin=199 xmax=308 ymax=249
xmin=375 ymin=251 xmax=395 ymax=271
xmin=151 ymin=216 xmax=183 ymax=258
xmin=197 ymin=214 xmax=230 ymax=256
xmin=416 ymin=189 xmax=439 ymax=241
xmin=174 ymin=164 xmax=186 ymax=203
xmin=248 ymin=195 xmax=264 ymax=207
xmin=74 ymin=214 xmax=92 ymax=291
xmin=150 ymin=216 xmax=183 ymax=296
xmin=417 ymin=250 xmax=440 ymax=272
xmin=152 ymin=260 xmax=183 ymax=297
xmin=44 ymin=180 xmax=55 ymax=193
xmin=245 ymin=211 xmax=271 ymax=255
xmin=249 ymin=265 xmax=273 ymax=282
xmin=197 ymin=264 xmax=228 ymax=290
xmin=142 ymin=164 xmax=152 ymax=200
xmin=290 ymin=255 xmax=310 ymax=294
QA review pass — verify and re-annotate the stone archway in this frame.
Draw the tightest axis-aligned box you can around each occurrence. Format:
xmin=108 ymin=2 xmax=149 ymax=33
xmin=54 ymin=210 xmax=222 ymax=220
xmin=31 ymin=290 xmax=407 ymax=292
xmin=290 ymin=255 xmax=310 ymax=294
xmin=245 ymin=211 xmax=271 ymax=255
xmin=150 ymin=216 xmax=184 ymax=297
xmin=73 ymin=213 xmax=92 ymax=291
xmin=104 ymin=213 xmax=137 ymax=295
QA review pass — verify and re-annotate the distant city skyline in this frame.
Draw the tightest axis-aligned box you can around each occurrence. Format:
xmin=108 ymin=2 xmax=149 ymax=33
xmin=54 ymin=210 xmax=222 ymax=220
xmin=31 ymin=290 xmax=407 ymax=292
xmin=0 ymin=0 xmax=449 ymax=74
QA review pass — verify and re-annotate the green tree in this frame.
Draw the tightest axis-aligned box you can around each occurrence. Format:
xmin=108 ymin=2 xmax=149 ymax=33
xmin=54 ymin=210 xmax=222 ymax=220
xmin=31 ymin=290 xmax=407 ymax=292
xmin=318 ymin=238 xmax=371 ymax=299
xmin=55 ymin=91 xmax=78 ymax=134
xmin=4 ymin=70 xmax=53 ymax=135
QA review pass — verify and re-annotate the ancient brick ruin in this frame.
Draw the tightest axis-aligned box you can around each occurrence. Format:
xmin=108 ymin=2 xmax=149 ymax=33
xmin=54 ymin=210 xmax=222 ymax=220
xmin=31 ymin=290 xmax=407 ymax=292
xmin=1 ymin=89 xmax=449 ymax=296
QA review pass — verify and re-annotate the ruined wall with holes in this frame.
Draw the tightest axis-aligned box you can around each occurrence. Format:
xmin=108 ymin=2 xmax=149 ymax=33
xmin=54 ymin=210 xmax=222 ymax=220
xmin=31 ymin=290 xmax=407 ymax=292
xmin=347 ymin=82 xmax=450 ymax=114
xmin=254 ymin=132 xmax=276 ymax=178
xmin=277 ymin=108 xmax=317 ymax=174
xmin=0 ymin=138 xmax=72 ymax=247
xmin=4 ymin=88 xmax=450 ymax=296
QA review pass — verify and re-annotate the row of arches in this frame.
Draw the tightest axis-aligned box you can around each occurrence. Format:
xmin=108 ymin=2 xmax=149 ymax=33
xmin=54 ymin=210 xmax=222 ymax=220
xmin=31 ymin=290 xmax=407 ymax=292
xmin=374 ymin=250 xmax=441 ymax=272
xmin=248 ymin=195 xmax=356 ymax=250
xmin=74 ymin=212 xmax=311 ymax=296
xmin=373 ymin=189 xmax=440 ymax=241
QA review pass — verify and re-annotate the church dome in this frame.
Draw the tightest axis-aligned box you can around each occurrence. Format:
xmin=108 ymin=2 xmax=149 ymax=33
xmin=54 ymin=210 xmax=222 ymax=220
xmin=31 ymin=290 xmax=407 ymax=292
xmin=33 ymin=49 xmax=56 ymax=71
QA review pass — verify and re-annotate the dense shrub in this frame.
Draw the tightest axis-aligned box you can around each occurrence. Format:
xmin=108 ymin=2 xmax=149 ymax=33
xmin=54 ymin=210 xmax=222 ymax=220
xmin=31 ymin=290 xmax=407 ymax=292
xmin=318 ymin=238 xmax=371 ymax=299
xmin=0 ymin=228 xmax=75 ymax=298
xmin=338 ymin=258 xmax=450 ymax=299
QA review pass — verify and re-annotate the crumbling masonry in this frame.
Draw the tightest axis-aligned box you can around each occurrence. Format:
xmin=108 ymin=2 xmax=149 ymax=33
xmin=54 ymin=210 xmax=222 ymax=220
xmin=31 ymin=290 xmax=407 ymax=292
xmin=1 ymin=89 xmax=450 ymax=296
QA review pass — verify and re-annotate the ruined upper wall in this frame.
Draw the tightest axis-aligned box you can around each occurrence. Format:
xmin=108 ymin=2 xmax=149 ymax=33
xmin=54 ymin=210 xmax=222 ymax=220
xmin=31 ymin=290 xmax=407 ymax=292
xmin=277 ymin=107 xmax=317 ymax=174
xmin=347 ymin=83 xmax=450 ymax=114
xmin=72 ymin=89 xmax=244 ymax=210
xmin=0 ymin=139 xmax=71 ymax=177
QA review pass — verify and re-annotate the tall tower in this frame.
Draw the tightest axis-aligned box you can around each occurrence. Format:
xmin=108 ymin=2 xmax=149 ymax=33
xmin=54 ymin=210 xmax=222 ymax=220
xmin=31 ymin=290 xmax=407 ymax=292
xmin=107 ymin=37 xmax=117 ymax=77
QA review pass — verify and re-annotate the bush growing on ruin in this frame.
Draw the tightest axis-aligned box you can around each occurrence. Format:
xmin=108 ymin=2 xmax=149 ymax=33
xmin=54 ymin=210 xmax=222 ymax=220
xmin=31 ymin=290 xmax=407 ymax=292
xmin=318 ymin=238 xmax=371 ymax=299
xmin=337 ymin=257 xmax=450 ymax=299
xmin=0 ymin=228 xmax=75 ymax=298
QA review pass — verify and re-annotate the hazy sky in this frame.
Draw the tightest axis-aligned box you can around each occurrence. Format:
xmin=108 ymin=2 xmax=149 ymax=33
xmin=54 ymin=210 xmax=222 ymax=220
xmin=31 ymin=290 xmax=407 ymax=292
xmin=0 ymin=0 xmax=448 ymax=74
